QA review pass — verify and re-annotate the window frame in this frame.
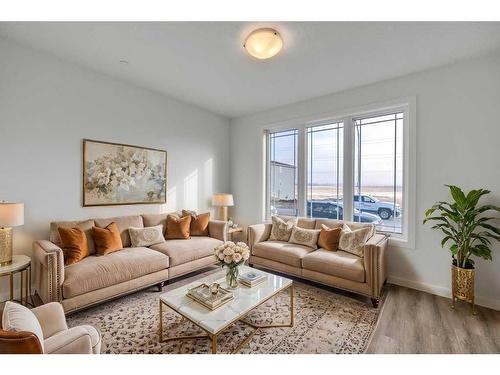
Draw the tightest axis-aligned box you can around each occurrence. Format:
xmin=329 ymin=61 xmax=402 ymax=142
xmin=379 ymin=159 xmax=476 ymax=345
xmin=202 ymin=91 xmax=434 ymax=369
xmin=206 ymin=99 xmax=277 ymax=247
xmin=263 ymin=97 xmax=416 ymax=249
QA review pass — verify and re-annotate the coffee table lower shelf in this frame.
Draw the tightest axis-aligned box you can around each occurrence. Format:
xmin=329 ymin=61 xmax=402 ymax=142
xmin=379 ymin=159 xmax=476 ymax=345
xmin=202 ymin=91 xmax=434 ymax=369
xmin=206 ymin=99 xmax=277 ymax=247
xmin=158 ymin=283 xmax=294 ymax=354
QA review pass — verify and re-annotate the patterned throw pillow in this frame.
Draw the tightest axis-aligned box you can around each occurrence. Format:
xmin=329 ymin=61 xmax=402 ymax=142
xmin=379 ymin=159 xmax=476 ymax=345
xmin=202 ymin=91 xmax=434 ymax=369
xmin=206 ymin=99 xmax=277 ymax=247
xmin=129 ymin=225 xmax=165 ymax=247
xmin=269 ymin=216 xmax=297 ymax=242
xmin=288 ymin=226 xmax=321 ymax=249
xmin=338 ymin=224 xmax=372 ymax=257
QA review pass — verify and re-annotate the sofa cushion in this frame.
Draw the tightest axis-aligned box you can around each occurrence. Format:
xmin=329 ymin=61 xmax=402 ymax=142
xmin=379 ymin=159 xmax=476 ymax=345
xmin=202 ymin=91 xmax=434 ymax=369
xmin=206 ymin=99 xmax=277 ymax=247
xmin=150 ymin=237 xmax=222 ymax=267
xmin=315 ymin=219 xmax=375 ymax=238
xmin=252 ymin=240 xmax=315 ymax=268
xmin=318 ymin=224 xmax=342 ymax=251
xmin=302 ymin=249 xmax=365 ymax=283
xmin=339 ymin=224 xmax=373 ymax=257
xmin=92 ymin=222 xmax=123 ymax=256
xmin=277 ymin=216 xmax=316 ymax=229
xmin=142 ymin=214 xmax=168 ymax=233
xmin=94 ymin=215 xmax=144 ymax=248
xmin=269 ymin=216 xmax=296 ymax=241
xmin=129 ymin=225 xmax=165 ymax=247
xmin=58 ymin=226 xmax=89 ymax=265
xmin=62 ymin=247 xmax=169 ymax=299
xmin=50 ymin=219 xmax=96 ymax=255
xmin=182 ymin=210 xmax=210 ymax=236
xmin=288 ymin=226 xmax=320 ymax=249
xmin=165 ymin=214 xmax=191 ymax=240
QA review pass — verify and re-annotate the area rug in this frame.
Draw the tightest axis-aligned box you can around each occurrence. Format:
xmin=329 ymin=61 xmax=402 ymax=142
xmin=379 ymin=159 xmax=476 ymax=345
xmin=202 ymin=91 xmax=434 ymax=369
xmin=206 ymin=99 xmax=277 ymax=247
xmin=67 ymin=269 xmax=382 ymax=354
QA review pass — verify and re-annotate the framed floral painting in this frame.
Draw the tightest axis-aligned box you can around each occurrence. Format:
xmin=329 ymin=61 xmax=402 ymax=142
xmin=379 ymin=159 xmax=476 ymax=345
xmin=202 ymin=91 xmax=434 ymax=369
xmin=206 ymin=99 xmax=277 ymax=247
xmin=83 ymin=139 xmax=167 ymax=206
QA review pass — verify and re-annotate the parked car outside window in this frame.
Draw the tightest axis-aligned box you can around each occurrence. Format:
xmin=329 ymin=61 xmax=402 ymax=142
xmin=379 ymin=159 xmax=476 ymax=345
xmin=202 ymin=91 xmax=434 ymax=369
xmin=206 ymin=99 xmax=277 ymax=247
xmin=354 ymin=194 xmax=401 ymax=220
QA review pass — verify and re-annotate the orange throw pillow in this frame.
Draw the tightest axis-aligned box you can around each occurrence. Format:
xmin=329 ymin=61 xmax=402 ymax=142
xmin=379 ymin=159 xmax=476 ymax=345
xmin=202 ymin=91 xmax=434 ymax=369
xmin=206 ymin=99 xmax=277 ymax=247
xmin=166 ymin=214 xmax=191 ymax=239
xmin=182 ymin=210 xmax=210 ymax=236
xmin=318 ymin=224 xmax=342 ymax=251
xmin=58 ymin=227 xmax=89 ymax=265
xmin=92 ymin=222 xmax=123 ymax=255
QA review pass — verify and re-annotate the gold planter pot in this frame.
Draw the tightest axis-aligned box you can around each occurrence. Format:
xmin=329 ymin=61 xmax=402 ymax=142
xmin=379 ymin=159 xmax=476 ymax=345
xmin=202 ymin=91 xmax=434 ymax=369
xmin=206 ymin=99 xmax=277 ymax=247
xmin=451 ymin=264 xmax=476 ymax=314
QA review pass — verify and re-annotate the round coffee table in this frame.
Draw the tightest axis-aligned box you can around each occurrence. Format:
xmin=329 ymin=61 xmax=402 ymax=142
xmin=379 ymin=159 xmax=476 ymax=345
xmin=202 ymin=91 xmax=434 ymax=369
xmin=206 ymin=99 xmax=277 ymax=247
xmin=0 ymin=255 xmax=33 ymax=307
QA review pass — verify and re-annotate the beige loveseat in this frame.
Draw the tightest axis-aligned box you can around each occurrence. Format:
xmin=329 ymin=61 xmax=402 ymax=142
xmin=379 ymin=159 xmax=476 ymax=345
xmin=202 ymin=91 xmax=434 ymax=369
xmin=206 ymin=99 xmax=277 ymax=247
xmin=33 ymin=214 xmax=227 ymax=314
xmin=248 ymin=217 xmax=388 ymax=307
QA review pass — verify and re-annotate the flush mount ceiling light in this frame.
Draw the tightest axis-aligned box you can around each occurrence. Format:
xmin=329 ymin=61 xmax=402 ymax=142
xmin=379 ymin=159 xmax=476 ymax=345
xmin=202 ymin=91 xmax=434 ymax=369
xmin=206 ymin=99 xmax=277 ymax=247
xmin=244 ymin=28 xmax=283 ymax=60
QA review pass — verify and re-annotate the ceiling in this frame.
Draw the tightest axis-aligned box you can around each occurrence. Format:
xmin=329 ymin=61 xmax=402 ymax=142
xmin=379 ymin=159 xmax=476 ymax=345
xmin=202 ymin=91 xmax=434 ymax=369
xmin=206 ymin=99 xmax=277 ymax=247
xmin=1 ymin=22 xmax=500 ymax=118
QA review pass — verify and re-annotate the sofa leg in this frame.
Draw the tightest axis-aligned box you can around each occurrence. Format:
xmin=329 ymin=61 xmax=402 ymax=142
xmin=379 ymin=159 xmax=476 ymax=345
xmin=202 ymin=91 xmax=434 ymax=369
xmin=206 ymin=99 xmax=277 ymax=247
xmin=156 ymin=282 xmax=163 ymax=292
xmin=371 ymin=298 xmax=380 ymax=308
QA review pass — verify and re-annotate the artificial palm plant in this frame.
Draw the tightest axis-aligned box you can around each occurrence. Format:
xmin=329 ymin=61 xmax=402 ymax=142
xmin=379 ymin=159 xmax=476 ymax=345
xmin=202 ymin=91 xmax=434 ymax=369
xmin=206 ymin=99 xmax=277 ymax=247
xmin=423 ymin=185 xmax=499 ymax=312
xmin=424 ymin=185 xmax=500 ymax=268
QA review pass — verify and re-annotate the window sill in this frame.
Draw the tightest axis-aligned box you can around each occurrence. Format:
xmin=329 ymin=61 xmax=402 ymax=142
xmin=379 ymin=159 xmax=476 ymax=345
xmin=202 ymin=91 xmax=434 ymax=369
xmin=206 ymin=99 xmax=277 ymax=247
xmin=387 ymin=235 xmax=415 ymax=250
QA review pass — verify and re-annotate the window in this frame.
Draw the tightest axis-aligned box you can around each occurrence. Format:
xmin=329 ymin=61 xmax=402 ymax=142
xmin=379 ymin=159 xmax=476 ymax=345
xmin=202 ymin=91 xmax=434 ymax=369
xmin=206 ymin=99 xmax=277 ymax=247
xmin=354 ymin=112 xmax=403 ymax=233
xmin=268 ymin=129 xmax=298 ymax=216
xmin=307 ymin=122 xmax=343 ymax=219
xmin=265 ymin=104 xmax=412 ymax=241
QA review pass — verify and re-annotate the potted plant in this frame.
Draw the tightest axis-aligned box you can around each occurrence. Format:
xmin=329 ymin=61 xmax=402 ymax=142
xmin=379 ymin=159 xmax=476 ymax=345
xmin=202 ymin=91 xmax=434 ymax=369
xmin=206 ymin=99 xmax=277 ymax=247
xmin=423 ymin=185 xmax=499 ymax=314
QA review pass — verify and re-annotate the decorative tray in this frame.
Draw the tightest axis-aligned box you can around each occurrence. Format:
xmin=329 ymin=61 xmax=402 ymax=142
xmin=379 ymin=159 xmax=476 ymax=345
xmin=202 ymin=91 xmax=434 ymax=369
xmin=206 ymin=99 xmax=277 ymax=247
xmin=186 ymin=283 xmax=234 ymax=310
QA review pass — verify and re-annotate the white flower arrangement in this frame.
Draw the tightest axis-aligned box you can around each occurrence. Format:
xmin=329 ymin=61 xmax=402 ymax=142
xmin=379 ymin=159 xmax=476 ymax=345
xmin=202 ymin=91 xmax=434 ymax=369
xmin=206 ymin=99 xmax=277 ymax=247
xmin=214 ymin=241 xmax=250 ymax=268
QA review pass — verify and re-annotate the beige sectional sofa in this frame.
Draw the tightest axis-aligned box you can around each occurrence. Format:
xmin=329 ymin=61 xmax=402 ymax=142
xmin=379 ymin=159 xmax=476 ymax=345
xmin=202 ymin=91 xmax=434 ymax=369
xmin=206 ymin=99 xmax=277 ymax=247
xmin=33 ymin=214 xmax=227 ymax=314
xmin=248 ymin=217 xmax=388 ymax=307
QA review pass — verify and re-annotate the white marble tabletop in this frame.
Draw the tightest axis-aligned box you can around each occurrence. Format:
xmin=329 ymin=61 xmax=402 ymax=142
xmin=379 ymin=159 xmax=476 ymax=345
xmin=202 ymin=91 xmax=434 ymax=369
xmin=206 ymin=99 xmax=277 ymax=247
xmin=0 ymin=255 xmax=31 ymax=275
xmin=160 ymin=266 xmax=292 ymax=335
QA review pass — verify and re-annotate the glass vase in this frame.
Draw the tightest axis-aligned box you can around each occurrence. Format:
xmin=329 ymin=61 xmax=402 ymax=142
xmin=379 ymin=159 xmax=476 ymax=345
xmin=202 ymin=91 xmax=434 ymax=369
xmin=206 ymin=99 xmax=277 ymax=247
xmin=225 ymin=266 xmax=239 ymax=289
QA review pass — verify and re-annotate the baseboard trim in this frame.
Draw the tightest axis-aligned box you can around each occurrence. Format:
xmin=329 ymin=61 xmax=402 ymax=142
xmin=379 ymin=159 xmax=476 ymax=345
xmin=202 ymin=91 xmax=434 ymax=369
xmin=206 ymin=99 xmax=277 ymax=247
xmin=388 ymin=276 xmax=500 ymax=311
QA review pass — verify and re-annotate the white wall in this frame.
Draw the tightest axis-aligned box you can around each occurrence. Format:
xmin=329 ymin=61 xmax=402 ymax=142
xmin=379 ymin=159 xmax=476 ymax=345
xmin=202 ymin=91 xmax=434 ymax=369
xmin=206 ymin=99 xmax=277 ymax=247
xmin=230 ymin=53 xmax=500 ymax=310
xmin=0 ymin=38 xmax=230 ymax=297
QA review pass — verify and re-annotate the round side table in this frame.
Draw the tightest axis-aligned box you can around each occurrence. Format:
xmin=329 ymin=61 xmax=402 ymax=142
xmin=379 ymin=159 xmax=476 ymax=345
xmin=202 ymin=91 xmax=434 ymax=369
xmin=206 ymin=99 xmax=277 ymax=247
xmin=0 ymin=255 xmax=33 ymax=307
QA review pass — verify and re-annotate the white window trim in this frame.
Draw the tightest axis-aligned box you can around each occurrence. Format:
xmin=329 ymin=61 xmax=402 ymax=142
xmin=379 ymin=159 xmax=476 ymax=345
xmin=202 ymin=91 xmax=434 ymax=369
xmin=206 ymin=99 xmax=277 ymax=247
xmin=262 ymin=96 xmax=416 ymax=249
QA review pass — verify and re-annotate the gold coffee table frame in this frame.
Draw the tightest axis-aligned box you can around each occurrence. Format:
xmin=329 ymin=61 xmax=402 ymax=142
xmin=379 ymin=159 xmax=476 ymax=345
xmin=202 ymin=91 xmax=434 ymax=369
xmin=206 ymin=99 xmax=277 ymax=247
xmin=159 ymin=283 xmax=294 ymax=354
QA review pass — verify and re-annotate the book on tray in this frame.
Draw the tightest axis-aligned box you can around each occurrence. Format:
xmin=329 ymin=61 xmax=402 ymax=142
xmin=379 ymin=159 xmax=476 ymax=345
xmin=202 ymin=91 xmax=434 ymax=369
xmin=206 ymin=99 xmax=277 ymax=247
xmin=239 ymin=271 xmax=267 ymax=287
xmin=187 ymin=284 xmax=233 ymax=310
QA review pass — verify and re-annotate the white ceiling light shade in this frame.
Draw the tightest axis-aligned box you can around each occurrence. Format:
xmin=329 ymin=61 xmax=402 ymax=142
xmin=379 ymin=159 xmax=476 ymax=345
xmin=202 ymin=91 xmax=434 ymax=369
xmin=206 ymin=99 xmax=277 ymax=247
xmin=244 ymin=28 xmax=283 ymax=60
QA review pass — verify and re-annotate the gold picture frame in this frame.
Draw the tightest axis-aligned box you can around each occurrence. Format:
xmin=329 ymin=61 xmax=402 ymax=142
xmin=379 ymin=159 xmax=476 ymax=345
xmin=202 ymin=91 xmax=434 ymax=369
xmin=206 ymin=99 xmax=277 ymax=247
xmin=82 ymin=139 xmax=167 ymax=207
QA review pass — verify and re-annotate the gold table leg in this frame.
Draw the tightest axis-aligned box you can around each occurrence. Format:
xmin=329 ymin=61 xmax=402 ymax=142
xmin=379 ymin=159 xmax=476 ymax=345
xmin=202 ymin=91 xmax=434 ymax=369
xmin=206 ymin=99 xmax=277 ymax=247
xmin=234 ymin=284 xmax=295 ymax=353
xmin=20 ymin=268 xmax=24 ymax=305
xmin=158 ymin=299 xmax=210 ymax=344
xmin=9 ymin=273 xmax=13 ymax=301
xmin=211 ymin=334 xmax=217 ymax=354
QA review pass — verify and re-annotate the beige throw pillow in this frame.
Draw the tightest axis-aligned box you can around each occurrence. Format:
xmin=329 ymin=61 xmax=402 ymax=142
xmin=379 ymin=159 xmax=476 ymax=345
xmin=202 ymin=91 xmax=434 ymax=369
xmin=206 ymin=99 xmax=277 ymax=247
xmin=288 ymin=226 xmax=321 ymax=249
xmin=129 ymin=225 xmax=165 ymax=247
xmin=338 ymin=224 xmax=372 ymax=257
xmin=269 ymin=216 xmax=297 ymax=242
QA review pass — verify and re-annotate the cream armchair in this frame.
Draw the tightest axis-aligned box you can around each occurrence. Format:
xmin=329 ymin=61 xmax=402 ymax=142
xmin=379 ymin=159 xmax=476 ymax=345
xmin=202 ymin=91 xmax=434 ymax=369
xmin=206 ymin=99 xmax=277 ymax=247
xmin=1 ymin=301 xmax=101 ymax=354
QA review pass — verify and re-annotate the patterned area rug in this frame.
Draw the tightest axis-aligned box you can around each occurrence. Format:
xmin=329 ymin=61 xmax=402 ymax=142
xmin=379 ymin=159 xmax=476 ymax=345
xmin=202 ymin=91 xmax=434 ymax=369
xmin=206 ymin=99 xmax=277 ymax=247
xmin=67 ymin=269 xmax=382 ymax=354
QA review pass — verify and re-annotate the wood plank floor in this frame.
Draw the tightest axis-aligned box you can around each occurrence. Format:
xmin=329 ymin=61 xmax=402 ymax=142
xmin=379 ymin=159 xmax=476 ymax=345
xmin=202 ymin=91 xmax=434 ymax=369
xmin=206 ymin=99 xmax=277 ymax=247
xmin=367 ymin=284 xmax=500 ymax=353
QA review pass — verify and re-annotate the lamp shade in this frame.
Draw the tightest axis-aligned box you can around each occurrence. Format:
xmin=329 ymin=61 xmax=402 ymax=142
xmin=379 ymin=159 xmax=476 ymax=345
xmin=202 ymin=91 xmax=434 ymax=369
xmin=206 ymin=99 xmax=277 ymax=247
xmin=212 ymin=194 xmax=234 ymax=207
xmin=0 ymin=202 xmax=24 ymax=227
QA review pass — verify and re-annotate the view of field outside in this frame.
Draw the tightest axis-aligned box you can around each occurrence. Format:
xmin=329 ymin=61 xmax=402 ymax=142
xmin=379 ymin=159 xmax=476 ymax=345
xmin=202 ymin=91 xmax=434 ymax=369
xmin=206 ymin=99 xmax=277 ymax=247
xmin=269 ymin=112 xmax=404 ymax=234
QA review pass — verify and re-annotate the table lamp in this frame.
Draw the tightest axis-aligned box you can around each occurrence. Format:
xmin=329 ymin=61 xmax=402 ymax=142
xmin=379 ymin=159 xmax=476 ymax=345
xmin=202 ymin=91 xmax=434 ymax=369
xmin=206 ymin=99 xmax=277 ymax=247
xmin=212 ymin=194 xmax=234 ymax=222
xmin=0 ymin=202 xmax=24 ymax=266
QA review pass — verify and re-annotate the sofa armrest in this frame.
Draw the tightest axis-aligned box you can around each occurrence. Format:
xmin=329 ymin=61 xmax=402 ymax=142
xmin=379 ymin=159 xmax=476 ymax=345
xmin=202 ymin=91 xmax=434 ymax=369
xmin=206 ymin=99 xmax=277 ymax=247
xmin=208 ymin=220 xmax=228 ymax=242
xmin=363 ymin=234 xmax=389 ymax=299
xmin=247 ymin=223 xmax=272 ymax=251
xmin=32 ymin=240 xmax=64 ymax=304
xmin=32 ymin=302 xmax=68 ymax=339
